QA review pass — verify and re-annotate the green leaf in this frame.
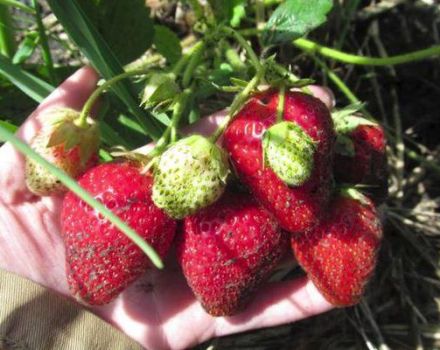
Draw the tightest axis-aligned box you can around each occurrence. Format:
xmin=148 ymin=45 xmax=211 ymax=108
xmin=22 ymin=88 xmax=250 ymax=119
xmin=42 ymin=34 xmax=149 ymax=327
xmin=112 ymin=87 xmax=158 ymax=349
xmin=47 ymin=0 xmax=162 ymax=140
xmin=75 ymin=0 xmax=155 ymax=64
xmin=12 ymin=31 xmax=38 ymax=64
xmin=153 ymin=25 xmax=182 ymax=64
xmin=0 ymin=54 xmax=53 ymax=102
xmin=263 ymin=0 xmax=333 ymax=46
xmin=117 ymin=114 xmax=147 ymax=135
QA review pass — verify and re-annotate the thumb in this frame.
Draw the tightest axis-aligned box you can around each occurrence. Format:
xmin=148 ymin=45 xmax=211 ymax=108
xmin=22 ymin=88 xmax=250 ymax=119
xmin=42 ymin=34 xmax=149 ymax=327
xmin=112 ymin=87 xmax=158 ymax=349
xmin=0 ymin=66 xmax=100 ymax=204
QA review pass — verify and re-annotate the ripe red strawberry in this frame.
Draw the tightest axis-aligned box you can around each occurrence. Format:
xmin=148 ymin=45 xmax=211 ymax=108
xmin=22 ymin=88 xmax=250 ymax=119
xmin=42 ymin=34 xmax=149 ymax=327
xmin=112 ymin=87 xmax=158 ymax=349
xmin=334 ymin=123 xmax=388 ymax=204
xmin=26 ymin=108 xmax=99 ymax=196
xmin=291 ymin=190 xmax=382 ymax=306
xmin=61 ymin=162 xmax=176 ymax=305
xmin=177 ymin=192 xmax=288 ymax=316
xmin=223 ymin=89 xmax=335 ymax=233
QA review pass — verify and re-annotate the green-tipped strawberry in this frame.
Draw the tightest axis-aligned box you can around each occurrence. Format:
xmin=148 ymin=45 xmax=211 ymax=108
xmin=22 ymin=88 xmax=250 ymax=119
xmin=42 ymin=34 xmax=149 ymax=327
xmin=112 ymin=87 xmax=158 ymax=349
xmin=25 ymin=108 xmax=100 ymax=196
xmin=152 ymin=135 xmax=230 ymax=219
xmin=262 ymin=121 xmax=316 ymax=186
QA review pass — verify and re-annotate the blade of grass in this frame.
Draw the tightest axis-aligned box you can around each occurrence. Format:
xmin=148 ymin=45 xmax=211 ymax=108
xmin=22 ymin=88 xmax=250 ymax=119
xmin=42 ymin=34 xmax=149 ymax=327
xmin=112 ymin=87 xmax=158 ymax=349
xmin=32 ymin=0 xmax=56 ymax=84
xmin=0 ymin=124 xmax=163 ymax=269
xmin=46 ymin=0 xmax=163 ymax=140
xmin=0 ymin=119 xmax=17 ymax=132
xmin=0 ymin=4 xmax=15 ymax=57
xmin=0 ymin=54 xmax=53 ymax=102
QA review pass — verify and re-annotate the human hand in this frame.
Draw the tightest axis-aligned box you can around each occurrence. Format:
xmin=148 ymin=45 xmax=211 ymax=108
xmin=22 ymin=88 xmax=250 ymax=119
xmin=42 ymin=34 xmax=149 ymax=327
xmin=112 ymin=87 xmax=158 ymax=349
xmin=0 ymin=67 xmax=334 ymax=350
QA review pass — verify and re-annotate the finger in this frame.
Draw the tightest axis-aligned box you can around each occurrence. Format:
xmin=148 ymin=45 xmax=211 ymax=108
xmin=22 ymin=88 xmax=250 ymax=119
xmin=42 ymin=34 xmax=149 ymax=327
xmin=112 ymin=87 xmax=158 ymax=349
xmin=213 ymin=277 xmax=333 ymax=338
xmin=305 ymin=85 xmax=335 ymax=110
xmin=0 ymin=66 xmax=100 ymax=203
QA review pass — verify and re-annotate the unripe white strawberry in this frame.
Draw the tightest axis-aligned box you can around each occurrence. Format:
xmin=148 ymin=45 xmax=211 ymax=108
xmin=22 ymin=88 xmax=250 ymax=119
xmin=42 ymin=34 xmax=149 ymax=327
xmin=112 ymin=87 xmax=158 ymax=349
xmin=152 ymin=135 xmax=229 ymax=219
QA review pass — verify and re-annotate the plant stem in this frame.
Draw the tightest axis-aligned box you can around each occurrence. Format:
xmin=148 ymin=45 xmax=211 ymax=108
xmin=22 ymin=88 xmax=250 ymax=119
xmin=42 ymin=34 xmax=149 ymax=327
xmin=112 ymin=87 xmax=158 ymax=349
xmin=147 ymin=88 xmax=192 ymax=157
xmin=210 ymin=73 xmax=262 ymax=143
xmin=0 ymin=125 xmax=164 ymax=269
xmin=0 ymin=4 xmax=15 ymax=58
xmin=32 ymin=0 xmax=56 ymax=84
xmin=255 ymin=0 xmax=265 ymax=31
xmin=170 ymin=88 xmax=191 ymax=142
xmin=294 ymin=37 xmax=440 ymax=66
xmin=312 ymin=55 xmax=360 ymax=105
xmin=240 ymin=28 xmax=440 ymax=66
xmin=222 ymin=41 xmax=246 ymax=73
xmin=182 ymin=41 xmax=205 ymax=88
xmin=276 ymin=84 xmax=285 ymax=122
xmin=78 ymin=69 xmax=150 ymax=128
xmin=222 ymin=26 xmax=264 ymax=76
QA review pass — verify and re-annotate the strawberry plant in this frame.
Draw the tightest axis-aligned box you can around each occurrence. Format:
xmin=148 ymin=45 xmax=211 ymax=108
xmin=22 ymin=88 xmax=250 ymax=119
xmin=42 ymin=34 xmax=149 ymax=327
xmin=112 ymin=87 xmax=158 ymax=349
xmin=1 ymin=0 xmax=440 ymax=349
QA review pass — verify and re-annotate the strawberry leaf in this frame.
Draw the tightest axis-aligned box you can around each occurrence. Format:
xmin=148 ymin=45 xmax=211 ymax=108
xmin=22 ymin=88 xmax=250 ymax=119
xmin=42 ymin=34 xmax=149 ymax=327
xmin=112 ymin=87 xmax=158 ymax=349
xmin=153 ymin=25 xmax=182 ymax=64
xmin=75 ymin=0 xmax=155 ymax=64
xmin=263 ymin=0 xmax=333 ymax=46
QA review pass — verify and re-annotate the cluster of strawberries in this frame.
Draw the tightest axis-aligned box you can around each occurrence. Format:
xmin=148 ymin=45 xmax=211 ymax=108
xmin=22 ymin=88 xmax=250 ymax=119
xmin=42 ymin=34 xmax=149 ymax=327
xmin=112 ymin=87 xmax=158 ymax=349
xmin=26 ymin=88 xmax=387 ymax=316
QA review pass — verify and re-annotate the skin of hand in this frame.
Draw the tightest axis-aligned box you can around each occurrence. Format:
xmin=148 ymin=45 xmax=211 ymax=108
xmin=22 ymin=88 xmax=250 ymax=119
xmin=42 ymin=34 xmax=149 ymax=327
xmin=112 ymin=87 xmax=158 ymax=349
xmin=0 ymin=67 xmax=334 ymax=350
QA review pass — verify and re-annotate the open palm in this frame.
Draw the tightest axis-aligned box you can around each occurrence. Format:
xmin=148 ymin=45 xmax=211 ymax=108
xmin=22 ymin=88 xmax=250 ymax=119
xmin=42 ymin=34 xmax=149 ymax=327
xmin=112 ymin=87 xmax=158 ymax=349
xmin=0 ymin=67 xmax=333 ymax=350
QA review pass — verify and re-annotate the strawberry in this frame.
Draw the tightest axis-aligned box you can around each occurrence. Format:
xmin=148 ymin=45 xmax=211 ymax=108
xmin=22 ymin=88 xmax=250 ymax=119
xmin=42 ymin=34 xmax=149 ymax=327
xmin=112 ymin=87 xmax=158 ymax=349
xmin=25 ymin=108 xmax=99 ymax=196
xmin=223 ymin=89 xmax=335 ymax=233
xmin=291 ymin=189 xmax=382 ymax=306
xmin=177 ymin=191 xmax=288 ymax=316
xmin=61 ymin=162 xmax=176 ymax=305
xmin=334 ymin=122 xmax=388 ymax=204
xmin=152 ymin=135 xmax=230 ymax=219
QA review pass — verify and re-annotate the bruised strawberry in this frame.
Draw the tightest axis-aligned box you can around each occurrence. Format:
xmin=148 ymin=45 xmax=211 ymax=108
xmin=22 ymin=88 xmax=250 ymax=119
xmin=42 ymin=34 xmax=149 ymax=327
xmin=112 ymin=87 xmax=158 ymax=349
xmin=291 ymin=189 xmax=382 ymax=306
xmin=61 ymin=162 xmax=176 ymax=305
xmin=334 ymin=123 xmax=388 ymax=204
xmin=223 ymin=89 xmax=335 ymax=233
xmin=177 ymin=192 xmax=288 ymax=316
xmin=25 ymin=108 xmax=99 ymax=196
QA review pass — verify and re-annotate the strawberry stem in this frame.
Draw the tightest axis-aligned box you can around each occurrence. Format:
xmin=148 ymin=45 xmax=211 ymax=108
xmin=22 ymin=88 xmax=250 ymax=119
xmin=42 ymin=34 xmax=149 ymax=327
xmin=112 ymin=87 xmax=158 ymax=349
xmin=221 ymin=27 xmax=264 ymax=77
xmin=0 ymin=124 xmax=164 ymax=269
xmin=210 ymin=72 xmax=262 ymax=143
xmin=182 ymin=41 xmax=205 ymax=88
xmin=240 ymin=28 xmax=440 ymax=66
xmin=276 ymin=84 xmax=286 ymax=122
xmin=77 ymin=69 xmax=151 ymax=128
xmin=147 ymin=87 xmax=193 ymax=158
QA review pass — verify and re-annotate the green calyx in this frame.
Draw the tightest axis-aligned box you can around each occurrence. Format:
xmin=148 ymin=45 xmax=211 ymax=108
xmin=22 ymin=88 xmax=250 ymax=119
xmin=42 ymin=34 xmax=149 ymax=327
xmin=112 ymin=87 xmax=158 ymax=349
xmin=46 ymin=108 xmax=100 ymax=166
xmin=340 ymin=187 xmax=371 ymax=206
xmin=140 ymin=72 xmax=181 ymax=110
xmin=152 ymin=135 xmax=230 ymax=219
xmin=262 ymin=121 xmax=316 ymax=186
xmin=332 ymin=102 xmax=377 ymax=134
